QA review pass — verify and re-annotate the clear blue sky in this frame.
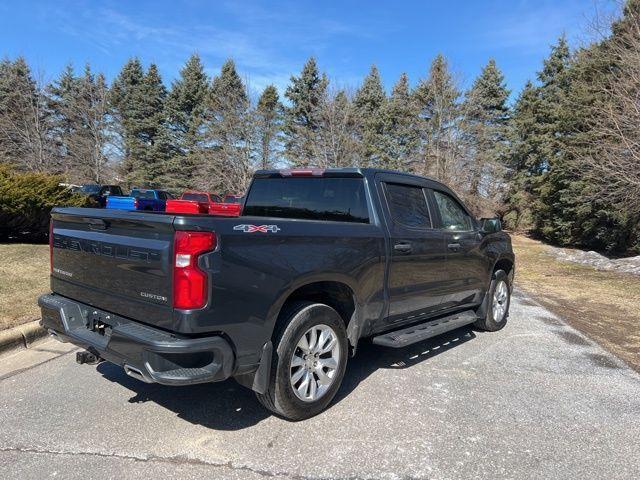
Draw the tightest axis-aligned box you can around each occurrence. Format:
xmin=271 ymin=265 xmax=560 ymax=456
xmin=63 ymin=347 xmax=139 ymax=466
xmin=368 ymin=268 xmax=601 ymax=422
xmin=0 ymin=0 xmax=618 ymax=98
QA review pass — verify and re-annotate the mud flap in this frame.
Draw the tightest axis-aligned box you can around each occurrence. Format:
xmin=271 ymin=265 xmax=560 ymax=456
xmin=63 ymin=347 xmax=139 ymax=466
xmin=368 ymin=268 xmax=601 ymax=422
xmin=235 ymin=341 xmax=272 ymax=394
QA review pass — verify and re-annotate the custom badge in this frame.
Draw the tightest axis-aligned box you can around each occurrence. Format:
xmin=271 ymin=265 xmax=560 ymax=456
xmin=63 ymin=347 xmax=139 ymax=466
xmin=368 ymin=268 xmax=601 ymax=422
xmin=233 ymin=224 xmax=281 ymax=233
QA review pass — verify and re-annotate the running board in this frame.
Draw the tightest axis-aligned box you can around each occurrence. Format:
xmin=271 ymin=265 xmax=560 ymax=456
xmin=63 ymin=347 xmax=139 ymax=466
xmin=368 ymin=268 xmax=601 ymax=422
xmin=372 ymin=310 xmax=477 ymax=348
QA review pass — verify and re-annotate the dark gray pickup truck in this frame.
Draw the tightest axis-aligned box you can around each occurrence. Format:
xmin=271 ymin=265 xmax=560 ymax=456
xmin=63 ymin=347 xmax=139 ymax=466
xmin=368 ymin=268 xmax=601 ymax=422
xmin=40 ymin=168 xmax=514 ymax=420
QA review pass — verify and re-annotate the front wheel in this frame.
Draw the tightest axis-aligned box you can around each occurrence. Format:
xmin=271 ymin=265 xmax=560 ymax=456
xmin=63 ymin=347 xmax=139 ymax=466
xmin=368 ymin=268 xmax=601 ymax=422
xmin=474 ymin=269 xmax=511 ymax=331
xmin=256 ymin=302 xmax=348 ymax=420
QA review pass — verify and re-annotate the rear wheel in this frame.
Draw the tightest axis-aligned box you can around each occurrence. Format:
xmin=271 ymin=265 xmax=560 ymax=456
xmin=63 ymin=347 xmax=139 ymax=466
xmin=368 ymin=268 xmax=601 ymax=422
xmin=474 ymin=269 xmax=511 ymax=331
xmin=256 ymin=302 xmax=348 ymax=420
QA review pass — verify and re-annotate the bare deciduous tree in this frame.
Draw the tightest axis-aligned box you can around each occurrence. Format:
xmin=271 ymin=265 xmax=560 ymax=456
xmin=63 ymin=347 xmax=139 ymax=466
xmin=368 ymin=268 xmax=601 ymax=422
xmin=315 ymin=88 xmax=359 ymax=168
xmin=578 ymin=8 xmax=640 ymax=215
xmin=0 ymin=60 xmax=57 ymax=172
xmin=52 ymin=68 xmax=113 ymax=183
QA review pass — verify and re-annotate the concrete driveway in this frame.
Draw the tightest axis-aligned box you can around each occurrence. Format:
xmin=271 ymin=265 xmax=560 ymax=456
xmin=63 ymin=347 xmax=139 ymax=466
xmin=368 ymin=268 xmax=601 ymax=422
xmin=1 ymin=289 xmax=639 ymax=479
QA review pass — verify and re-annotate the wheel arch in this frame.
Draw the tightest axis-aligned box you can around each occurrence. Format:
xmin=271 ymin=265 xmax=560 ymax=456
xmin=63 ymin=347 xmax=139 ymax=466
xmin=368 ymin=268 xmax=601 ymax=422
xmin=492 ymin=256 xmax=515 ymax=285
xmin=273 ymin=279 xmax=358 ymax=335
xmin=237 ymin=277 xmax=358 ymax=395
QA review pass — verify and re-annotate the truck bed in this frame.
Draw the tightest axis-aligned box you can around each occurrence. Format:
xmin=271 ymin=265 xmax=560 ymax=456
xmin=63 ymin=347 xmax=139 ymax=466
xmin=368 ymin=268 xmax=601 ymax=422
xmin=49 ymin=207 xmax=386 ymax=364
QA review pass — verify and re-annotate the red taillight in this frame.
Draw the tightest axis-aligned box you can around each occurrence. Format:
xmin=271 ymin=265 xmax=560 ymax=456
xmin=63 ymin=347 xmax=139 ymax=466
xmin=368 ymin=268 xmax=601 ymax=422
xmin=279 ymin=168 xmax=325 ymax=177
xmin=173 ymin=231 xmax=216 ymax=309
xmin=49 ymin=220 xmax=53 ymax=273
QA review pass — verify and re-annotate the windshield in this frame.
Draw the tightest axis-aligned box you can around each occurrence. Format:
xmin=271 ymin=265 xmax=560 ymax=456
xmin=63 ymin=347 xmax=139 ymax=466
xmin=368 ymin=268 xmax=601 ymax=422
xmin=224 ymin=196 xmax=241 ymax=204
xmin=79 ymin=185 xmax=101 ymax=194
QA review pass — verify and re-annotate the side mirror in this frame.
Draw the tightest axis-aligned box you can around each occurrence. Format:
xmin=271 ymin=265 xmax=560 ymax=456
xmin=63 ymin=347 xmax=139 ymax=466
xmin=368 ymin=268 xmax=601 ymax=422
xmin=480 ymin=217 xmax=502 ymax=234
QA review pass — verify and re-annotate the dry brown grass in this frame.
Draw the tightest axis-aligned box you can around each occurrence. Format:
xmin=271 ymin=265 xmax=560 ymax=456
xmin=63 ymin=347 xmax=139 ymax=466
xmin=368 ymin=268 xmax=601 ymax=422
xmin=0 ymin=243 xmax=49 ymax=330
xmin=512 ymin=234 xmax=640 ymax=371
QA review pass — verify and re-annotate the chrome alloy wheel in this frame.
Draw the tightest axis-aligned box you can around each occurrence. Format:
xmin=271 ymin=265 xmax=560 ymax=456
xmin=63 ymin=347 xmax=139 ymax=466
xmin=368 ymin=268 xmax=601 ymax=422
xmin=492 ymin=280 xmax=509 ymax=321
xmin=290 ymin=324 xmax=341 ymax=402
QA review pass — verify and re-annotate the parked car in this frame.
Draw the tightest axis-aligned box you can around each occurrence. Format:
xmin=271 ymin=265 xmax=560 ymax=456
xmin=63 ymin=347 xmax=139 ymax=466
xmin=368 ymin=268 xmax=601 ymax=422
xmin=106 ymin=188 xmax=173 ymax=211
xmin=74 ymin=184 xmax=124 ymax=208
xmin=41 ymin=168 xmax=514 ymax=420
xmin=166 ymin=191 xmax=242 ymax=216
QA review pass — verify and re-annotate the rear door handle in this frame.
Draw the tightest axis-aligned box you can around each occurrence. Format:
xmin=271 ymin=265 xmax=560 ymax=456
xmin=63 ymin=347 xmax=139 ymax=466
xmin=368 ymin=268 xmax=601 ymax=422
xmin=447 ymin=242 xmax=461 ymax=251
xmin=394 ymin=242 xmax=413 ymax=254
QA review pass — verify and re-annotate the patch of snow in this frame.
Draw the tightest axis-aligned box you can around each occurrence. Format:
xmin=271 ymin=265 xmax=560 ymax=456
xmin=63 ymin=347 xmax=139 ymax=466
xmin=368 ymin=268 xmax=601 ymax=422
xmin=547 ymin=245 xmax=640 ymax=276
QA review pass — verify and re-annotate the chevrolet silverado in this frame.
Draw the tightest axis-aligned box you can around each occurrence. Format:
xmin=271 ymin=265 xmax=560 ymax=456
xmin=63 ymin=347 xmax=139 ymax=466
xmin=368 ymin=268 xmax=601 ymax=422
xmin=40 ymin=168 xmax=514 ymax=420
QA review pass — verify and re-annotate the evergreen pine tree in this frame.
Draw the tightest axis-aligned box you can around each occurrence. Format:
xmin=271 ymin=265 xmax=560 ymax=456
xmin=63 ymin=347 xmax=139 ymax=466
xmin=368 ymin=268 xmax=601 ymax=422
xmin=353 ymin=65 xmax=386 ymax=167
xmin=140 ymin=64 xmax=169 ymax=186
xmin=162 ymin=54 xmax=210 ymax=191
xmin=461 ymin=59 xmax=510 ymax=199
xmin=47 ymin=63 xmax=77 ymax=170
xmin=255 ymin=84 xmax=281 ymax=170
xmin=382 ymin=73 xmax=419 ymax=170
xmin=110 ymin=58 xmax=146 ymax=185
xmin=205 ymin=59 xmax=252 ymax=193
xmin=503 ymin=81 xmax=540 ymax=230
xmin=110 ymin=58 xmax=167 ymax=187
xmin=528 ymin=36 xmax=573 ymax=241
xmin=413 ymin=54 xmax=461 ymax=181
xmin=283 ymin=57 xmax=328 ymax=167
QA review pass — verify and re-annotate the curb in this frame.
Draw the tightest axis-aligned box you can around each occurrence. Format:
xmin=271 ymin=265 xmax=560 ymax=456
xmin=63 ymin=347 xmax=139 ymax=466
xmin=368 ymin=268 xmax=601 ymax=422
xmin=0 ymin=320 xmax=49 ymax=356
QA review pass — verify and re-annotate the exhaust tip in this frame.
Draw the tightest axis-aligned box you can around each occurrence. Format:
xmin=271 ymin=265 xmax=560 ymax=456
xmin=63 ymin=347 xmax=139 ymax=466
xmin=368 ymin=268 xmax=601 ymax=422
xmin=48 ymin=329 xmax=68 ymax=343
xmin=124 ymin=365 xmax=153 ymax=383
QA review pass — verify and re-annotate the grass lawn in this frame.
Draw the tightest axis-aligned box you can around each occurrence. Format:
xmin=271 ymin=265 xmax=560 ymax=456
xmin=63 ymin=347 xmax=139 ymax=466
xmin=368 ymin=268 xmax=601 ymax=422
xmin=511 ymin=234 xmax=640 ymax=372
xmin=0 ymin=243 xmax=49 ymax=330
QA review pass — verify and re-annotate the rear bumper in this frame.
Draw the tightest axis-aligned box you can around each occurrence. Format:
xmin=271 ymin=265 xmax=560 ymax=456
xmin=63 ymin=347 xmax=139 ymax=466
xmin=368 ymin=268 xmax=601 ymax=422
xmin=38 ymin=293 xmax=234 ymax=386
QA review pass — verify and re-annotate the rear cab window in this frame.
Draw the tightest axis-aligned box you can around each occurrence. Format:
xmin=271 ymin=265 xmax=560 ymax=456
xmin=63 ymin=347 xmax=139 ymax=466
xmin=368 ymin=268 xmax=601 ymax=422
xmin=384 ymin=183 xmax=432 ymax=229
xmin=131 ymin=190 xmax=155 ymax=199
xmin=243 ymin=177 xmax=370 ymax=223
xmin=182 ymin=193 xmax=208 ymax=202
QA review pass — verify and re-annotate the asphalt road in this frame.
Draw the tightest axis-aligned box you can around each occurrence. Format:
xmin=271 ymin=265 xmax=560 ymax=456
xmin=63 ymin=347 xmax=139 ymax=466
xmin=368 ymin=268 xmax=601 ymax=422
xmin=1 ymin=289 xmax=639 ymax=479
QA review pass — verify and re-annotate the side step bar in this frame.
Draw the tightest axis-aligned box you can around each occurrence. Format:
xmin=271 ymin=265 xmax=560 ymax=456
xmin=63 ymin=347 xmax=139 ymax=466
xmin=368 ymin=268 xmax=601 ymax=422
xmin=372 ymin=310 xmax=477 ymax=348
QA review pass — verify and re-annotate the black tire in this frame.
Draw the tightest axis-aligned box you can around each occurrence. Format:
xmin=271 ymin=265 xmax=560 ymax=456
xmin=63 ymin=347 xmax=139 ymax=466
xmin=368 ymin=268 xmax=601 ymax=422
xmin=256 ymin=301 xmax=348 ymax=421
xmin=474 ymin=269 xmax=511 ymax=332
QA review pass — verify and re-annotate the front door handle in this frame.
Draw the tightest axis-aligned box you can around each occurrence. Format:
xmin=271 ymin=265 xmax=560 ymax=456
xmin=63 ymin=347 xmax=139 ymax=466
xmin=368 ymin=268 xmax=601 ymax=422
xmin=447 ymin=242 xmax=461 ymax=251
xmin=394 ymin=242 xmax=413 ymax=254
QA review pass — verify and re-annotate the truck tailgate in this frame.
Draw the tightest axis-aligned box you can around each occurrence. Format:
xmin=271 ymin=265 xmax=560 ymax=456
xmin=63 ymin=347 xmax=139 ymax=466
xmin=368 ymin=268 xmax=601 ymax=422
xmin=106 ymin=196 xmax=136 ymax=210
xmin=50 ymin=208 xmax=176 ymax=328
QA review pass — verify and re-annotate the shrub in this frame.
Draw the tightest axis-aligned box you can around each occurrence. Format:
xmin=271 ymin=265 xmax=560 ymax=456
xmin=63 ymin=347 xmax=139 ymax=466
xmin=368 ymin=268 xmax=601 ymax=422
xmin=0 ymin=164 xmax=95 ymax=241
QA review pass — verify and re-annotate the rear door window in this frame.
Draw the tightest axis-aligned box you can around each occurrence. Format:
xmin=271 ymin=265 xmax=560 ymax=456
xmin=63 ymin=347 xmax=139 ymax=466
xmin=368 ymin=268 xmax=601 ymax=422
xmin=243 ymin=177 xmax=369 ymax=223
xmin=384 ymin=183 xmax=432 ymax=229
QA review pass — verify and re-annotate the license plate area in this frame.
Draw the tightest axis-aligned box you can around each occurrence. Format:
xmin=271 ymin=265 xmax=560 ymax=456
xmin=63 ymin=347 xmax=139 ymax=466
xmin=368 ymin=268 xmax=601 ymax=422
xmin=86 ymin=310 xmax=113 ymax=337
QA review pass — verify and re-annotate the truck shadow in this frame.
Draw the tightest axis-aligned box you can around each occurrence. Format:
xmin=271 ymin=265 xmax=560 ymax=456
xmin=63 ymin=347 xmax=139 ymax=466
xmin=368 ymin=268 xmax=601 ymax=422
xmin=334 ymin=326 xmax=476 ymax=404
xmin=96 ymin=325 xmax=476 ymax=430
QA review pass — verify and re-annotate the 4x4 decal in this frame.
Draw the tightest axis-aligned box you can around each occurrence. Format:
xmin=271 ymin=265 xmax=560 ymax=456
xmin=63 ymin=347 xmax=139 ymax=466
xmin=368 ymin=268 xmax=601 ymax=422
xmin=233 ymin=224 xmax=281 ymax=233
